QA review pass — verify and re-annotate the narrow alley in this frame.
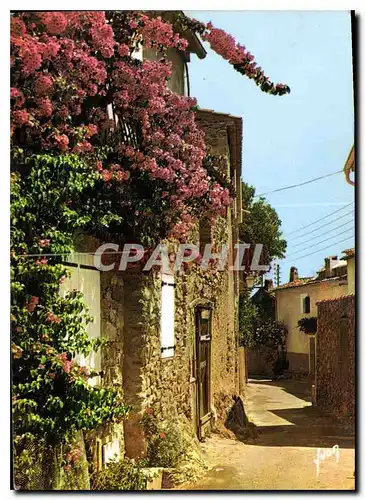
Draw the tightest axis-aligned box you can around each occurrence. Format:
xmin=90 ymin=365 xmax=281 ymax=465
xmin=183 ymin=377 xmax=355 ymax=490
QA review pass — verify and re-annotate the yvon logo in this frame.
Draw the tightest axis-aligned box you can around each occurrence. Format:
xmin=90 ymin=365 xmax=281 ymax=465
xmin=313 ymin=445 xmax=340 ymax=477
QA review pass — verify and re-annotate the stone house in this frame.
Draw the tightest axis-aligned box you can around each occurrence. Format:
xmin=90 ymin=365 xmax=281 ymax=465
xmin=274 ymin=257 xmax=348 ymax=375
xmin=61 ymin=14 xmax=245 ymax=469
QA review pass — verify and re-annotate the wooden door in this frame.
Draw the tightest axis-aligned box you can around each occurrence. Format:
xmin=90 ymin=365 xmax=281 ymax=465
xmin=195 ymin=307 xmax=212 ymax=439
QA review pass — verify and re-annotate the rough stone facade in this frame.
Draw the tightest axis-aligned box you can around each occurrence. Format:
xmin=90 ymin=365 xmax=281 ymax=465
xmin=72 ymin=109 xmax=243 ymax=466
xmin=315 ymin=295 xmax=355 ymax=427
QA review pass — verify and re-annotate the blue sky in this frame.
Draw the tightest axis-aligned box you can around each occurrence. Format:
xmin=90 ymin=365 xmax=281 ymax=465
xmin=187 ymin=11 xmax=355 ymax=283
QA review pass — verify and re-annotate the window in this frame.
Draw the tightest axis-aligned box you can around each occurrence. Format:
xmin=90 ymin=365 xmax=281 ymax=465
xmin=160 ymin=273 xmax=175 ymax=359
xmin=301 ymin=295 xmax=311 ymax=314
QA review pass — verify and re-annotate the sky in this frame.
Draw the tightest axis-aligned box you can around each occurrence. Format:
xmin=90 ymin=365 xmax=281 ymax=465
xmin=187 ymin=10 xmax=355 ymax=284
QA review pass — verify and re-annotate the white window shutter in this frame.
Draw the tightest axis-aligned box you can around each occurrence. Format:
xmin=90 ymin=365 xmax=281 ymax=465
xmin=60 ymin=254 xmax=101 ymax=386
xmin=160 ymin=273 xmax=175 ymax=359
xmin=102 ymin=439 xmax=121 ymax=465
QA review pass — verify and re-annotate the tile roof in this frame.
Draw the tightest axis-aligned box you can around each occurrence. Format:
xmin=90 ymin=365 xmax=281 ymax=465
xmin=273 ymin=277 xmax=316 ymax=291
xmin=273 ymin=275 xmax=347 ymax=292
xmin=316 ymin=293 xmax=355 ymax=305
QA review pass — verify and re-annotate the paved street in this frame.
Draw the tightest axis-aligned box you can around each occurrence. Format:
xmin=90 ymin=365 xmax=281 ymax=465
xmin=183 ymin=378 xmax=355 ymax=490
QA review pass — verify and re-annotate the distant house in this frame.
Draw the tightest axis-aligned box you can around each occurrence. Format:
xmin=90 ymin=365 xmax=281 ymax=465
xmin=342 ymin=248 xmax=355 ymax=294
xmin=273 ymin=256 xmax=348 ymax=375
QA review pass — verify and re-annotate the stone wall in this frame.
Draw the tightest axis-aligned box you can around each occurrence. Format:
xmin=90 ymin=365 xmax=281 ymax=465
xmin=246 ymin=346 xmax=277 ymax=377
xmin=315 ymin=295 xmax=355 ymax=426
xmin=275 ymin=279 xmax=348 ymax=373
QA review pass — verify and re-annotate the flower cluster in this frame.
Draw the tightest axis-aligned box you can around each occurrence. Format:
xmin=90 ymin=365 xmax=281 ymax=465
xmin=11 ymin=10 xmax=289 ymax=249
xmin=133 ymin=14 xmax=188 ymax=51
xmin=181 ymin=16 xmax=290 ymax=96
xmin=64 ymin=446 xmax=83 ymax=471
xmin=46 ymin=311 xmax=61 ymax=323
xmin=26 ymin=295 xmax=39 ymax=312
xmin=57 ymin=353 xmax=74 ymax=374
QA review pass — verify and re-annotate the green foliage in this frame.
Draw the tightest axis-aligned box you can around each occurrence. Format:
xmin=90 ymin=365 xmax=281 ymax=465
xmin=238 ymin=290 xmax=257 ymax=347
xmin=239 ymin=182 xmax=287 ymax=266
xmin=142 ymin=410 xmax=188 ymax=468
xmin=298 ymin=316 xmax=317 ymax=334
xmin=239 ymin=290 xmax=287 ymax=348
xmin=11 ymin=153 xmax=129 ymax=455
xmin=253 ymin=319 xmax=287 ymax=349
xmin=91 ymin=457 xmax=151 ymax=491
xmin=251 ymin=287 xmax=275 ymax=321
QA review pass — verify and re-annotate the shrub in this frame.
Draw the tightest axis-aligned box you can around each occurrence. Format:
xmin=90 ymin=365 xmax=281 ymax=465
xmin=142 ymin=409 xmax=188 ymax=468
xmin=238 ymin=290 xmax=258 ymax=347
xmin=91 ymin=457 xmax=151 ymax=491
xmin=253 ymin=319 xmax=287 ymax=349
xmin=298 ymin=317 xmax=317 ymax=334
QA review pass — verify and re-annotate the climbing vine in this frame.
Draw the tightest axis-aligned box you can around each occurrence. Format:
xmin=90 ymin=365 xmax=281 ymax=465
xmin=11 ymin=10 xmax=290 ymax=486
xmin=11 ymin=152 xmax=129 ymax=480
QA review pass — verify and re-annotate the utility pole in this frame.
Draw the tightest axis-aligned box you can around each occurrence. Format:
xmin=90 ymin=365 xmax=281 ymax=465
xmin=274 ymin=263 xmax=281 ymax=287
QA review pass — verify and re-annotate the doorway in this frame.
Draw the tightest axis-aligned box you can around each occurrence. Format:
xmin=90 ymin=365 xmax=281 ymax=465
xmin=195 ymin=306 xmax=212 ymax=439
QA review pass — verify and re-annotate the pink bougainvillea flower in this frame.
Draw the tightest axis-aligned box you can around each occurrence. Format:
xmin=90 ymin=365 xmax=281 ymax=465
xmin=36 ymin=97 xmax=53 ymax=117
xmin=46 ymin=311 xmax=61 ymax=323
xmin=26 ymin=296 xmax=39 ymax=312
xmin=54 ymin=134 xmax=69 ymax=151
xmin=159 ymin=433 xmax=166 ymax=439
xmin=39 ymin=12 xmax=68 ymax=35
xmin=36 ymin=257 xmax=48 ymax=265
xmin=118 ymin=44 xmax=130 ymax=57
xmin=40 ymin=239 xmax=50 ymax=247
xmin=35 ymin=75 xmax=53 ymax=95
xmin=12 ymin=109 xmax=30 ymax=126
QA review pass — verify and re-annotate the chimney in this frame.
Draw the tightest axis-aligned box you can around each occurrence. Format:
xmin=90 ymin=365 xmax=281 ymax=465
xmin=289 ymin=266 xmax=298 ymax=282
xmin=325 ymin=255 xmax=337 ymax=278
xmin=264 ymin=279 xmax=273 ymax=290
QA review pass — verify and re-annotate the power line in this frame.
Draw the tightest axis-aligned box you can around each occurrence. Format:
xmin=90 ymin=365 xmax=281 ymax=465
xmin=286 ymin=227 xmax=354 ymax=259
xmin=256 ymin=169 xmax=343 ymax=197
xmin=288 ymin=211 xmax=354 ymax=247
xmin=288 ymin=235 xmax=355 ymax=262
xmin=284 ymin=201 xmax=354 ymax=237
